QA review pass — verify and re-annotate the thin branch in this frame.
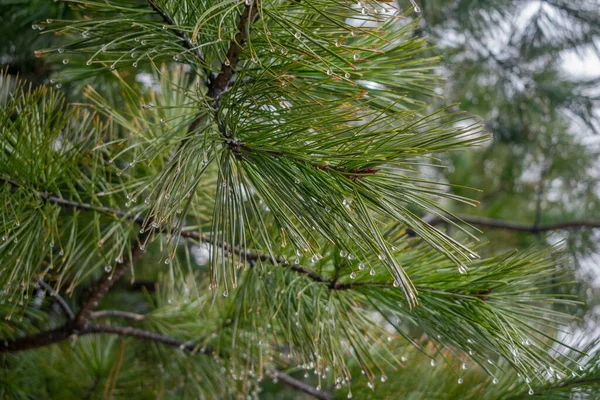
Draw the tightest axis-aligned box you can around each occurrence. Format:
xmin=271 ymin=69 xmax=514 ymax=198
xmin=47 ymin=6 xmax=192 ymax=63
xmin=184 ymin=0 xmax=260 ymax=137
xmin=272 ymin=370 xmax=334 ymax=400
xmin=207 ymin=0 xmax=260 ymax=106
xmin=146 ymin=0 xmax=204 ymax=62
xmin=3 ymin=174 xmax=371 ymax=289
xmin=37 ymin=279 xmax=75 ymax=320
xmin=91 ymin=310 xmax=146 ymax=321
xmin=72 ymin=230 xmax=150 ymax=330
xmin=430 ymin=214 xmax=600 ymax=233
xmin=85 ymin=324 xmax=199 ymax=351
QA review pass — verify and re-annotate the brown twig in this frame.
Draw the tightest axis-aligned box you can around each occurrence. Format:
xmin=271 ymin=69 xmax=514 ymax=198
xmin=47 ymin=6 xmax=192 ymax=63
xmin=91 ymin=310 xmax=146 ymax=321
xmin=147 ymin=0 xmax=204 ymax=63
xmin=72 ymin=230 xmax=150 ymax=331
xmin=37 ymin=279 xmax=74 ymax=320
xmin=272 ymin=370 xmax=334 ymax=400
xmin=428 ymin=214 xmax=600 ymax=233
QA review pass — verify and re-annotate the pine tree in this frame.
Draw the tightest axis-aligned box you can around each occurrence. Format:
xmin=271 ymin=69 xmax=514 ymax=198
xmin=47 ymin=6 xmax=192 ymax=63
xmin=1 ymin=0 xmax=599 ymax=399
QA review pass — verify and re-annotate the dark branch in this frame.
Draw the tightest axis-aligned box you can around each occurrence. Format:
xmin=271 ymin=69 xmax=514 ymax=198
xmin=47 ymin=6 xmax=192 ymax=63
xmin=0 ymin=326 xmax=72 ymax=353
xmin=72 ymin=231 xmax=150 ymax=330
xmin=0 ymin=323 xmax=327 ymax=400
xmin=3 ymin=174 xmax=373 ymax=290
xmin=85 ymin=324 xmax=198 ymax=351
xmin=207 ymin=1 xmax=260 ymax=106
xmin=184 ymin=0 xmax=260 ymax=139
xmin=147 ymin=0 xmax=204 ymax=62
xmin=37 ymin=279 xmax=74 ymax=320
xmin=91 ymin=310 xmax=146 ymax=321
xmin=427 ymin=214 xmax=600 ymax=233
xmin=272 ymin=370 xmax=334 ymax=400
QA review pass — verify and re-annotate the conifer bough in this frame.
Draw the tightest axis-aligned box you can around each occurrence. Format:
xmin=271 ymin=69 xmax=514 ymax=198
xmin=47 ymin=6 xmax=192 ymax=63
xmin=0 ymin=0 xmax=597 ymax=398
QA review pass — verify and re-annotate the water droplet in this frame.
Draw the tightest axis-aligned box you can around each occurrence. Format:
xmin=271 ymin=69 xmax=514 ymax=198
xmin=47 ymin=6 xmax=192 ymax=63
xmin=55 ymin=83 xmax=62 ymax=89
xmin=350 ymin=272 xmax=356 ymax=279
xmin=340 ymin=250 xmax=348 ymax=258
xmin=311 ymin=254 xmax=320 ymax=263
xmin=294 ymin=32 xmax=301 ymax=39
xmin=223 ymin=290 xmax=229 ymax=297
xmin=525 ymin=377 xmax=531 ymax=384
xmin=377 ymin=254 xmax=385 ymax=261
xmin=173 ymin=55 xmax=179 ymax=61
xmin=59 ymin=250 xmax=64 ymax=256
xmin=393 ymin=280 xmax=400 ymax=287
xmin=528 ymin=389 xmax=534 ymax=396
xmin=461 ymin=362 xmax=467 ymax=370
xmin=327 ymin=69 xmax=333 ymax=76
xmin=369 ymin=268 xmax=375 ymax=276
xmin=1 ymin=236 xmax=6 ymax=241
xmin=361 ymin=7 xmax=367 ymax=14
xmin=57 ymin=48 xmax=64 ymax=54
xmin=151 ymin=222 xmax=159 ymax=229
xmin=82 ymin=31 xmax=90 ymax=38
xmin=358 ymin=263 xmax=365 ymax=271
xmin=168 ymin=298 xmax=172 ymax=304
xmin=133 ymin=62 xmax=138 ymax=67
xmin=409 ymin=0 xmax=421 ymax=12
xmin=104 ymin=265 xmax=112 ymax=273
xmin=162 ymin=25 xmax=168 ymax=30
xmin=430 ymin=359 xmax=436 ymax=367
xmin=347 ymin=393 xmax=353 ymax=399
xmin=62 ymin=59 xmax=69 ymax=65
xmin=492 ymin=378 xmax=498 ymax=384
xmin=353 ymin=53 xmax=359 ymax=61
xmin=86 ymin=60 xmax=92 ymax=66
xmin=110 ymin=64 xmax=116 ymax=70
xmin=367 ymin=382 xmax=373 ymax=389
xmin=457 ymin=378 xmax=463 ymax=384
xmin=139 ymin=245 xmax=145 ymax=250
xmin=344 ymin=72 xmax=351 ymax=79
xmin=458 ymin=265 xmax=467 ymax=274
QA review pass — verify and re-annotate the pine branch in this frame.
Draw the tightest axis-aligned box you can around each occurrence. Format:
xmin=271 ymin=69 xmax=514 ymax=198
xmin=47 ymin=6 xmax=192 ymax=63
xmin=37 ymin=279 xmax=74 ymax=320
xmin=5 ymin=174 xmax=390 ymax=289
xmin=0 ymin=175 xmax=143 ymax=225
xmin=90 ymin=310 xmax=146 ymax=321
